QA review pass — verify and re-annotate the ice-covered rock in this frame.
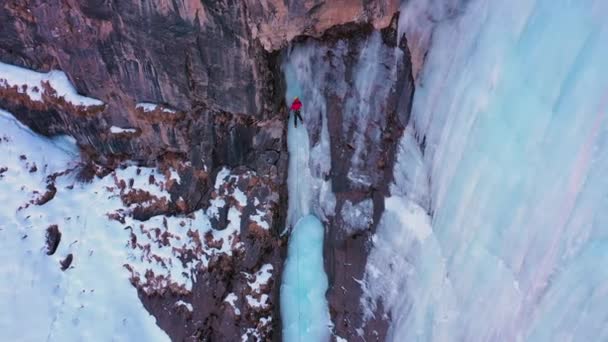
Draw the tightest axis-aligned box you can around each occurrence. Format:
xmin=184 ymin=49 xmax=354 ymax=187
xmin=364 ymin=1 xmax=608 ymax=341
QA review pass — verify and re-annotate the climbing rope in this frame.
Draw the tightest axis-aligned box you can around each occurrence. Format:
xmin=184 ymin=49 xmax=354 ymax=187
xmin=293 ymin=110 xmax=303 ymax=342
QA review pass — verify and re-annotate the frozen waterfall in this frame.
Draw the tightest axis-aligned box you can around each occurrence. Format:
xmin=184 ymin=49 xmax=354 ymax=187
xmin=364 ymin=0 xmax=608 ymax=341
xmin=280 ymin=50 xmax=331 ymax=341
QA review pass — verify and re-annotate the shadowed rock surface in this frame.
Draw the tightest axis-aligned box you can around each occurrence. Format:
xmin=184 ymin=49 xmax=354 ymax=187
xmin=44 ymin=224 xmax=61 ymax=255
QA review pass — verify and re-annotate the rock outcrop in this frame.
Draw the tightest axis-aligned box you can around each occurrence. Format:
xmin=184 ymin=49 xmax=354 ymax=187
xmin=246 ymin=0 xmax=399 ymax=50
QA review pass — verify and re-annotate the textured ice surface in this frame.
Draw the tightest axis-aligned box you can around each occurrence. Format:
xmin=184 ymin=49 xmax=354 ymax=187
xmin=0 ymin=110 xmax=168 ymax=341
xmin=283 ymin=45 xmax=336 ymax=226
xmin=281 ymin=54 xmax=331 ymax=340
xmin=341 ymin=199 xmax=374 ymax=234
xmin=341 ymin=31 xmax=404 ymax=189
xmin=365 ymin=0 xmax=608 ymax=341
xmin=281 ymin=215 xmax=330 ymax=342
xmin=0 ymin=61 xmax=103 ymax=106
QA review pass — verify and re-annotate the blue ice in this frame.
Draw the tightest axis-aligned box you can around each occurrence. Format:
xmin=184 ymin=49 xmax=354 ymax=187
xmin=364 ymin=0 xmax=608 ymax=341
xmin=280 ymin=51 xmax=331 ymax=341
xmin=280 ymin=215 xmax=330 ymax=342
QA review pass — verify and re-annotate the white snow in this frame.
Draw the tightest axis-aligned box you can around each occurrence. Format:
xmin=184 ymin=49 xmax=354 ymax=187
xmin=244 ymin=264 xmax=273 ymax=312
xmin=364 ymin=1 xmax=608 ymax=341
xmin=175 ymin=300 xmax=193 ymax=312
xmin=246 ymin=294 xmax=269 ymax=309
xmin=214 ymin=167 xmax=231 ymax=190
xmin=168 ymin=168 xmax=180 ymax=184
xmin=122 ymin=209 xmax=212 ymax=292
xmin=110 ymin=126 xmax=137 ymax=134
xmin=249 ymin=264 xmax=273 ymax=291
xmin=113 ymin=166 xmax=169 ymax=201
xmin=233 ymin=187 xmax=247 ymax=207
xmin=0 ymin=61 xmax=103 ymax=107
xmin=250 ymin=209 xmax=270 ymax=230
xmin=136 ymin=102 xmax=176 ymax=114
xmin=0 ymin=110 xmax=168 ymax=341
xmin=206 ymin=197 xmax=226 ymax=219
xmin=224 ymin=293 xmax=241 ymax=315
xmin=241 ymin=328 xmax=262 ymax=342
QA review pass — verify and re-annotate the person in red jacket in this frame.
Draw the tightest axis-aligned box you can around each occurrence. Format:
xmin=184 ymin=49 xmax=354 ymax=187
xmin=290 ymin=96 xmax=303 ymax=128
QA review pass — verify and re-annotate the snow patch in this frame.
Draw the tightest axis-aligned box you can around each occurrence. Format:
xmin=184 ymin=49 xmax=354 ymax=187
xmin=0 ymin=61 xmax=103 ymax=107
xmin=214 ymin=167 xmax=231 ymax=189
xmin=249 ymin=264 xmax=273 ymax=291
xmin=224 ymin=293 xmax=241 ymax=315
xmin=233 ymin=187 xmax=247 ymax=207
xmin=168 ymin=168 xmax=180 ymax=184
xmin=175 ymin=300 xmax=193 ymax=312
xmin=114 ymin=166 xmax=169 ymax=202
xmin=110 ymin=126 xmax=137 ymax=134
xmin=246 ymin=294 xmax=269 ymax=309
xmin=250 ymin=209 xmax=270 ymax=230
xmin=136 ymin=102 xmax=176 ymax=114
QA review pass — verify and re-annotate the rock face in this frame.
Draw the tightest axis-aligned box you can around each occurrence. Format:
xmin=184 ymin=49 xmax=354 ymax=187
xmin=0 ymin=0 xmax=400 ymax=207
xmin=0 ymin=0 xmax=406 ymax=340
xmin=0 ymin=0 xmax=398 ymax=170
xmin=130 ymin=166 xmax=287 ymax=341
xmin=1 ymin=0 xmax=282 ymax=173
xmin=246 ymin=0 xmax=399 ymax=50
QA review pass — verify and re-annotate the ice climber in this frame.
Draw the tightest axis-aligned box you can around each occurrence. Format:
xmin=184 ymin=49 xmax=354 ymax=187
xmin=290 ymin=96 xmax=303 ymax=128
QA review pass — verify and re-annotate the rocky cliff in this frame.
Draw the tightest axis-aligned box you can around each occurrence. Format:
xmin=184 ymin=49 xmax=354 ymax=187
xmin=0 ymin=0 xmax=406 ymax=340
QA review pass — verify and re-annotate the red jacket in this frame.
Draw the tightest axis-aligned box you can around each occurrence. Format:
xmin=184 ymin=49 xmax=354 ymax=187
xmin=290 ymin=98 xmax=302 ymax=111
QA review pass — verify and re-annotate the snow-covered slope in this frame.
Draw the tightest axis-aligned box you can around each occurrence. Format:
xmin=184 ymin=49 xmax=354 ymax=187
xmin=364 ymin=0 xmax=608 ymax=341
xmin=0 ymin=110 xmax=169 ymax=341
xmin=0 ymin=61 xmax=103 ymax=107
xmin=0 ymin=105 xmax=282 ymax=341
